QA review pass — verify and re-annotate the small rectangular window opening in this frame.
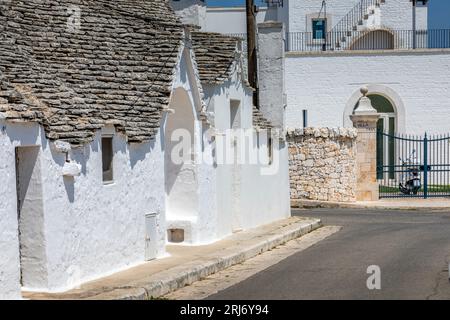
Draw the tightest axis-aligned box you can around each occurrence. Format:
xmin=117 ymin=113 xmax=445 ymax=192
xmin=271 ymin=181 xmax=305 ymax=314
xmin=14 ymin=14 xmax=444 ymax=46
xmin=312 ymin=18 xmax=327 ymax=40
xmin=102 ymin=136 xmax=114 ymax=183
xmin=303 ymin=109 xmax=308 ymax=128
xmin=230 ymin=99 xmax=241 ymax=129
xmin=268 ymin=130 xmax=273 ymax=165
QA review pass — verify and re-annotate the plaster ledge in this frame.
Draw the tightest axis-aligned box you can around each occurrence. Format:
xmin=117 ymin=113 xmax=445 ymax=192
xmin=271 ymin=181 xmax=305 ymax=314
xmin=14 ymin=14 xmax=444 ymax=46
xmin=286 ymin=48 xmax=450 ymax=58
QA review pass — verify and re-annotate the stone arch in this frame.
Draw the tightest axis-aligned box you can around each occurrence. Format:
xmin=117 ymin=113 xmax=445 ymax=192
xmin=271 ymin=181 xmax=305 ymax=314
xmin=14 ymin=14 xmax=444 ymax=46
xmin=164 ymin=87 xmax=199 ymax=224
xmin=343 ymin=84 xmax=406 ymax=133
xmin=349 ymin=29 xmax=394 ymax=50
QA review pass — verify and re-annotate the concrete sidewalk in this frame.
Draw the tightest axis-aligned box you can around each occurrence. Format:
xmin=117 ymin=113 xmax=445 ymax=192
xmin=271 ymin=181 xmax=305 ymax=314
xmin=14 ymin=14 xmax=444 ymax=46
xmin=293 ymin=198 xmax=450 ymax=211
xmin=24 ymin=216 xmax=321 ymax=300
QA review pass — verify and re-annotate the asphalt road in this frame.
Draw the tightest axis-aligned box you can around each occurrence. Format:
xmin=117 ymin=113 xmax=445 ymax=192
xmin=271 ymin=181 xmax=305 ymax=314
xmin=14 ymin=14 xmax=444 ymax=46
xmin=207 ymin=208 xmax=450 ymax=300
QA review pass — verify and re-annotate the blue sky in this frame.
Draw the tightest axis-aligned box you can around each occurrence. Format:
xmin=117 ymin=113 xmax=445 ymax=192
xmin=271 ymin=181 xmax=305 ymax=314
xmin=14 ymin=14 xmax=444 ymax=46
xmin=428 ymin=0 xmax=450 ymax=29
xmin=207 ymin=0 xmax=450 ymax=29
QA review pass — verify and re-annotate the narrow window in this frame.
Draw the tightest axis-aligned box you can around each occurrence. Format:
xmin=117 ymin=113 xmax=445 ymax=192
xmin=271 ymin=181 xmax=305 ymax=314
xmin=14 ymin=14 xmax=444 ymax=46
xmin=268 ymin=130 xmax=273 ymax=165
xmin=256 ymin=130 xmax=260 ymax=148
xmin=312 ymin=18 xmax=327 ymax=40
xmin=102 ymin=136 xmax=114 ymax=183
xmin=230 ymin=99 xmax=241 ymax=129
xmin=302 ymin=109 xmax=308 ymax=128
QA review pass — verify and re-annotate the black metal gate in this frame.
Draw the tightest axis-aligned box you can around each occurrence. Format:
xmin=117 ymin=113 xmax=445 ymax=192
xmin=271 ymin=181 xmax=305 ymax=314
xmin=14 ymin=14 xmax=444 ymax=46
xmin=377 ymin=131 xmax=450 ymax=198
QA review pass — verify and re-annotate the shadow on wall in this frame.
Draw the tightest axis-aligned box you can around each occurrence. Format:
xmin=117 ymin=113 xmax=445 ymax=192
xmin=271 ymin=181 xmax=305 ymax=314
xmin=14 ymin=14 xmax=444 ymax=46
xmin=349 ymin=29 xmax=395 ymax=50
xmin=129 ymin=136 xmax=157 ymax=169
xmin=165 ymin=87 xmax=197 ymax=195
xmin=5 ymin=122 xmax=162 ymax=204
xmin=63 ymin=176 xmax=75 ymax=203
xmin=16 ymin=146 xmax=40 ymax=213
xmin=6 ymin=122 xmax=42 ymax=147
xmin=164 ymin=87 xmax=199 ymax=219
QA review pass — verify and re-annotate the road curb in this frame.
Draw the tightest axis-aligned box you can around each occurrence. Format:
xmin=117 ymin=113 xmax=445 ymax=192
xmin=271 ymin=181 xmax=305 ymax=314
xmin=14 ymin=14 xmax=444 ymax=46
xmin=88 ymin=218 xmax=322 ymax=300
xmin=292 ymin=199 xmax=450 ymax=211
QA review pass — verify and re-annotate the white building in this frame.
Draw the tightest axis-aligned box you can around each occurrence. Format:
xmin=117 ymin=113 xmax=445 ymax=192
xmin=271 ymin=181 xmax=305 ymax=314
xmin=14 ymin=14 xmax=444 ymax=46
xmin=0 ymin=0 xmax=290 ymax=299
xmin=279 ymin=0 xmax=448 ymax=136
xmin=181 ymin=0 xmax=450 ymax=135
xmin=183 ymin=0 xmax=426 ymax=35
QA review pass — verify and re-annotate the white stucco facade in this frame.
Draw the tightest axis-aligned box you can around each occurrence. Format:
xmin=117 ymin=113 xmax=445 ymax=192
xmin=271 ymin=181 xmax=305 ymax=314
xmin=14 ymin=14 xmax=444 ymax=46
xmin=190 ymin=0 xmax=428 ymax=35
xmin=0 ymin=124 xmax=22 ymax=299
xmin=285 ymin=50 xmax=450 ymax=134
xmin=189 ymin=0 xmax=446 ymax=136
xmin=204 ymin=6 xmax=279 ymax=34
xmin=0 ymin=27 xmax=291 ymax=298
xmin=381 ymin=0 xmax=428 ymax=31
xmin=0 ymin=42 xmax=204 ymax=297
xmin=286 ymin=0 xmax=427 ymax=33
xmin=164 ymin=46 xmax=220 ymax=245
xmin=0 ymin=121 xmax=169 ymax=294
xmin=203 ymin=65 xmax=290 ymax=238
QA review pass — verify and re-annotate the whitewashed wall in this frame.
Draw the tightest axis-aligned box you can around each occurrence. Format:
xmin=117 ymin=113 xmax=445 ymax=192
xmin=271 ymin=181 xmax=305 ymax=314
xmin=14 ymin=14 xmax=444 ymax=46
xmin=0 ymin=120 xmax=22 ymax=299
xmin=285 ymin=50 xmax=450 ymax=134
xmin=0 ymin=121 xmax=167 ymax=294
xmin=202 ymin=0 xmax=428 ymax=34
xmin=205 ymin=7 xmax=277 ymax=34
xmin=165 ymin=47 xmax=220 ymax=245
xmin=0 ymin=45 xmax=202 ymax=295
xmin=46 ymin=129 xmax=167 ymax=292
xmin=287 ymin=0 xmax=427 ymax=32
xmin=204 ymin=68 xmax=290 ymax=236
xmin=381 ymin=0 xmax=427 ymax=30
xmin=0 ymin=33 xmax=291 ymax=298
xmin=204 ymin=73 xmax=250 ymax=237
xmin=203 ymin=1 xmax=353 ymax=34
xmin=237 ymin=140 xmax=291 ymax=229
xmin=258 ymin=21 xmax=286 ymax=128
xmin=288 ymin=0 xmax=357 ymax=33
xmin=203 ymin=82 xmax=236 ymax=238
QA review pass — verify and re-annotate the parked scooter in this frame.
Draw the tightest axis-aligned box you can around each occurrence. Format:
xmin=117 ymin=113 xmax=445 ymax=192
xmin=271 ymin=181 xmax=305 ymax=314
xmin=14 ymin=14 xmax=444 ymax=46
xmin=399 ymin=150 xmax=421 ymax=195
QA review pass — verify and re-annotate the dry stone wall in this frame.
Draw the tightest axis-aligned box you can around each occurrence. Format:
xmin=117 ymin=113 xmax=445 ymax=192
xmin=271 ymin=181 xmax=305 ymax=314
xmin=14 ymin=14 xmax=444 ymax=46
xmin=288 ymin=128 xmax=358 ymax=202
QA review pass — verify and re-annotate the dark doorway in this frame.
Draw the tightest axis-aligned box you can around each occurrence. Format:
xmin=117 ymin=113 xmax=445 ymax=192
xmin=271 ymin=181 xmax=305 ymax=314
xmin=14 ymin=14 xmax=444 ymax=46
xmin=15 ymin=146 xmax=48 ymax=288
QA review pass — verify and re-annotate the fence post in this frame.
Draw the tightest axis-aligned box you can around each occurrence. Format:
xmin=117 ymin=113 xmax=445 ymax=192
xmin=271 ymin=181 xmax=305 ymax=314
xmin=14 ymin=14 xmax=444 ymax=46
xmin=351 ymin=87 xmax=380 ymax=201
xmin=285 ymin=31 xmax=289 ymax=52
xmin=423 ymin=132 xmax=428 ymax=199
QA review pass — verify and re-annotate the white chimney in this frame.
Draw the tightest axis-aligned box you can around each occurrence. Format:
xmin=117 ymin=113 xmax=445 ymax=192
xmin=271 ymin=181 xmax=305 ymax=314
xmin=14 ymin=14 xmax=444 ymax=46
xmin=170 ymin=0 xmax=207 ymax=30
xmin=257 ymin=21 xmax=286 ymax=129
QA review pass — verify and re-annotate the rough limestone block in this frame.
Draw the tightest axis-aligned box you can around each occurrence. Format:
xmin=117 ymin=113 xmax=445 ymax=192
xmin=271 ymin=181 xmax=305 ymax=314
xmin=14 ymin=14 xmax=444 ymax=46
xmin=287 ymin=127 xmax=357 ymax=203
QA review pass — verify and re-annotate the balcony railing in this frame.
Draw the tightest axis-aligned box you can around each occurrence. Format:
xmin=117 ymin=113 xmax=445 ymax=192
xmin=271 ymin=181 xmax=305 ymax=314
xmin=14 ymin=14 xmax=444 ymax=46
xmin=264 ymin=0 xmax=284 ymax=7
xmin=330 ymin=0 xmax=385 ymax=35
xmin=285 ymin=29 xmax=450 ymax=52
xmin=225 ymin=29 xmax=450 ymax=53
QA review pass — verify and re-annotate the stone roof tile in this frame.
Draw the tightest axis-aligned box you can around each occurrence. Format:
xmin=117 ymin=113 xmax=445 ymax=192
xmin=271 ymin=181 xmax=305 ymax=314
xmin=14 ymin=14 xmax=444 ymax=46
xmin=0 ymin=0 xmax=183 ymax=145
xmin=191 ymin=31 xmax=239 ymax=84
xmin=253 ymin=106 xmax=273 ymax=130
xmin=190 ymin=32 xmax=272 ymax=129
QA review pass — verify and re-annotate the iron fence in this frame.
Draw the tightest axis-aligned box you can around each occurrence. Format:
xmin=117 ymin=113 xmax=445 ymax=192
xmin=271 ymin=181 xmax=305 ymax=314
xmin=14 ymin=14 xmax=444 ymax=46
xmin=285 ymin=29 xmax=450 ymax=52
xmin=377 ymin=131 xmax=450 ymax=199
xmin=330 ymin=0 xmax=385 ymax=35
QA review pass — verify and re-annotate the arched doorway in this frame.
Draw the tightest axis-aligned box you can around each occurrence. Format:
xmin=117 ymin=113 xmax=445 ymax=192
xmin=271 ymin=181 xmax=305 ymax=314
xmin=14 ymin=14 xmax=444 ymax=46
xmin=345 ymin=85 xmax=406 ymax=181
xmin=164 ymin=88 xmax=199 ymax=238
xmin=354 ymin=94 xmax=396 ymax=180
xmin=354 ymin=94 xmax=396 ymax=133
xmin=350 ymin=29 xmax=394 ymax=50
xmin=343 ymin=84 xmax=405 ymax=132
